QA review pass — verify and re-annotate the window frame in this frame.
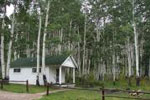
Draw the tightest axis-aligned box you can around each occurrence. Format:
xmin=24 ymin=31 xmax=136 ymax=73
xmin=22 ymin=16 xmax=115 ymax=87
xmin=14 ymin=68 xmax=21 ymax=73
xmin=32 ymin=68 xmax=41 ymax=73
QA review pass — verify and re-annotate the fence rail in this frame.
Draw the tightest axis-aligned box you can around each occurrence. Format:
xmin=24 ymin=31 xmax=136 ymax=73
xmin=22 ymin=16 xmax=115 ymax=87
xmin=101 ymin=87 xmax=150 ymax=100
xmin=0 ymin=80 xmax=29 ymax=93
xmin=46 ymin=84 xmax=150 ymax=100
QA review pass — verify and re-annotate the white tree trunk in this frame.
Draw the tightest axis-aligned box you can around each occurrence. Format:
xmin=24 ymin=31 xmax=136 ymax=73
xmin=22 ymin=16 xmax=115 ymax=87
xmin=68 ymin=20 xmax=72 ymax=51
xmin=112 ymin=54 xmax=116 ymax=82
xmin=26 ymin=46 xmax=31 ymax=58
xmin=1 ymin=18 xmax=5 ymax=79
xmin=130 ymin=45 xmax=134 ymax=75
xmin=42 ymin=1 xmax=50 ymax=75
xmin=58 ymin=28 xmax=63 ymax=54
xmin=6 ymin=7 xmax=16 ymax=78
xmin=76 ymin=26 xmax=81 ymax=76
xmin=127 ymin=38 xmax=132 ymax=77
xmin=14 ymin=33 xmax=18 ymax=61
xmin=37 ymin=11 xmax=42 ymax=75
xmin=133 ymin=15 xmax=139 ymax=78
xmin=82 ymin=14 xmax=87 ymax=75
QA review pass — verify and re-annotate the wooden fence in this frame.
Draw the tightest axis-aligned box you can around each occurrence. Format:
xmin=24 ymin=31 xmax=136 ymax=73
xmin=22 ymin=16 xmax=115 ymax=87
xmin=46 ymin=85 xmax=150 ymax=100
xmin=0 ymin=80 xmax=29 ymax=93
xmin=0 ymin=81 xmax=149 ymax=100
xmin=101 ymin=87 xmax=150 ymax=100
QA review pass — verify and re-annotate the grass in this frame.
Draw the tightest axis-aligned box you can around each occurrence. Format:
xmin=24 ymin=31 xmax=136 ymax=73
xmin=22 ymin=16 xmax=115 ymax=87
xmin=39 ymin=78 xmax=150 ymax=100
xmin=0 ymin=84 xmax=48 ymax=93
xmin=39 ymin=90 xmax=101 ymax=100
xmin=39 ymin=89 xmax=150 ymax=100
xmin=0 ymin=77 xmax=150 ymax=100
xmin=104 ymin=77 xmax=150 ymax=91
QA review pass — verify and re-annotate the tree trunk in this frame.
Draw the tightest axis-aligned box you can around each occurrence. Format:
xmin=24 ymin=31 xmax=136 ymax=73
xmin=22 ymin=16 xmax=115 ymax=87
xmin=14 ymin=33 xmax=18 ymax=61
xmin=112 ymin=54 xmax=116 ymax=85
xmin=68 ymin=20 xmax=72 ymax=51
xmin=6 ymin=6 xmax=16 ymax=79
xmin=132 ymin=0 xmax=140 ymax=86
xmin=36 ymin=10 xmax=42 ymax=86
xmin=149 ymin=58 xmax=150 ymax=79
xmin=42 ymin=0 xmax=50 ymax=85
xmin=82 ymin=14 xmax=87 ymax=75
xmin=77 ymin=26 xmax=81 ymax=76
xmin=127 ymin=38 xmax=132 ymax=86
xmin=1 ymin=18 xmax=5 ymax=79
xmin=58 ymin=28 xmax=63 ymax=54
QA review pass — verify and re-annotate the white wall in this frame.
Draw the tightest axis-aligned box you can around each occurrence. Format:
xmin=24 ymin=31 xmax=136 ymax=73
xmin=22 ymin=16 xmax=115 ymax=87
xmin=9 ymin=66 xmax=66 ymax=85
xmin=9 ymin=67 xmax=37 ymax=85
xmin=46 ymin=66 xmax=65 ymax=84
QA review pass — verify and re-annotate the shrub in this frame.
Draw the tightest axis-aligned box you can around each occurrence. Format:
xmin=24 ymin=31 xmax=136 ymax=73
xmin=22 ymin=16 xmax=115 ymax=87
xmin=76 ymin=73 xmax=103 ymax=88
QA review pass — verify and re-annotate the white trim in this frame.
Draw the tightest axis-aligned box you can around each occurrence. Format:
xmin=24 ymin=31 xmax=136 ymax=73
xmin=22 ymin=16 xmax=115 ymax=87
xmin=73 ymin=68 xmax=75 ymax=83
xmin=70 ymin=56 xmax=79 ymax=68
xmin=59 ymin=66 xmax=62 ymax=85
xmin=61 ymin=56 xmax=79 ymax=68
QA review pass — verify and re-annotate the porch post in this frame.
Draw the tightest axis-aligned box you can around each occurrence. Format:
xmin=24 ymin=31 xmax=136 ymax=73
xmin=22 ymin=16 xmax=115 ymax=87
xmin=73 ymin=68 xmax=75 ymax=84
xmin=59 ymin=66 xmax=62 ymax=85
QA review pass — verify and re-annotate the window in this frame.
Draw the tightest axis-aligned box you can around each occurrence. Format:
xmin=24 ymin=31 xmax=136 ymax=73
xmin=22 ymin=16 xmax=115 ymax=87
xmin=14 ymin=69 xmax=21 ymax=73
xmin=32 ymin=68 xmax=41 ymax=73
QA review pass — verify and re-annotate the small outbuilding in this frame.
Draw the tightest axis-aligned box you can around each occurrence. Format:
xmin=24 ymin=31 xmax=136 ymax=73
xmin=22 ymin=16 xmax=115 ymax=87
xmin=10 ymin=55 xmax=78 ymax=86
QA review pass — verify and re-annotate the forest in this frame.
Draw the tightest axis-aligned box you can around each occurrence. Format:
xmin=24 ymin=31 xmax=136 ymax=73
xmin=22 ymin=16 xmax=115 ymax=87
xmin=0 ymin=0 xmax=150 ymax=88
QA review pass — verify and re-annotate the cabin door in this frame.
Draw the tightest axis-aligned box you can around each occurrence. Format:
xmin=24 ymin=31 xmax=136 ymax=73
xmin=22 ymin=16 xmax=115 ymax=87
xmin=56 ymin=69 xmax=59 ymax=83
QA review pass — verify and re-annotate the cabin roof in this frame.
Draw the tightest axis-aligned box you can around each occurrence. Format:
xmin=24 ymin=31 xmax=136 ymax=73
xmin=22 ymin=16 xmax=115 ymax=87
xmin=11 ymin=55 xmax=68 ymax=68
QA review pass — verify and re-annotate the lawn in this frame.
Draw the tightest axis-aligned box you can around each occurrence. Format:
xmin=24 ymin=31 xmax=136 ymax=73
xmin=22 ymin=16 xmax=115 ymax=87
xmin=0 ymin=78 xmax=150 ymax=100
xmin=39 ymin=78 xmax=150 ymax=100
xmin=0 ymin=84 xmax=48 ymax=93
xmin=104 ymin=77 xmax=150 ymax=91
xmin=39 ymin=89 xmax=150 ymax=100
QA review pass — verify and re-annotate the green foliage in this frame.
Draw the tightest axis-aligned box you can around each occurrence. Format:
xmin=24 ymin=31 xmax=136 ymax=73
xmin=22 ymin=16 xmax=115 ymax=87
xmin=76 ymin=73 xmax=103 ymax=87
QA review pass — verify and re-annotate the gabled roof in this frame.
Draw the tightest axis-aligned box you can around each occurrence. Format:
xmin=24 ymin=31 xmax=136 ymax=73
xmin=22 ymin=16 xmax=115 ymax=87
xmin=61 ymin=56 xmax=78 ymax=68
xmin=11 ymin=55 xmax=68 ymax=68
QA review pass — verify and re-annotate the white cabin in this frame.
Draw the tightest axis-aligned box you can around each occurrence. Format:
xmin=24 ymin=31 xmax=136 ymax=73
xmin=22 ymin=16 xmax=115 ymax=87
xmin=9 ymin=55 xmax=78 ymax=86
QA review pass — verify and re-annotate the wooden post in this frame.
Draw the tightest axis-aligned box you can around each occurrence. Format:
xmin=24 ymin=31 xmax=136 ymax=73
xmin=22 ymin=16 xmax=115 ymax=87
xmin=1 ymin=80 xmax=3 ymax=89
xmin=46 ymin=83 xmax=49 ymax=96
xmin=26 ymin=80 xmax=29 ymax=93
xmin=102 ymin=87 xmax=105 ymax=100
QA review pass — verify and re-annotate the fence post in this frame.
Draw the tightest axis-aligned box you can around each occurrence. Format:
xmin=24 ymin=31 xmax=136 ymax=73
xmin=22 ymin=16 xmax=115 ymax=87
xmin=26 ymin=80 xmax=29 ymax=93
xmin=1 ymin=80 xmax=3 ymax=89
xmin=46 ymin=83 xmax=49 ymax=96
xmin=102 ymin=86 xmax=105 ymax=100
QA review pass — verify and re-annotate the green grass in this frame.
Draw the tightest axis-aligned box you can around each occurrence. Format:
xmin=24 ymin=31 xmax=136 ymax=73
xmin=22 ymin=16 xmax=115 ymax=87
xmin=39 ymin=89 xmax=150 ymax=100
xmin=0 ymin=84 xmax=48 ymax=93
xmin=39 ymin=90 xmax=101 ymax=100
xmin=103 ymin=77 xmax=150 ymax=91
xmin=39 ymin=78 xmax=150 ymax=100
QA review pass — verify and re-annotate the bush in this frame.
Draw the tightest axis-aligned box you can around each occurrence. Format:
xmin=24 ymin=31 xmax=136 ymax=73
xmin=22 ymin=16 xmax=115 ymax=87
xmin=76 ymin=73 xmax=103 ymax=88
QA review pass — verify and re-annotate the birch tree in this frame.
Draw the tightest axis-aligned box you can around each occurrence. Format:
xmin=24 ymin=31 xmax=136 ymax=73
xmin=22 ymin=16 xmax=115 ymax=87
xmin=132 ymin=0 xmax=140 ymax=86
xmin=42 ymin=0 xmax=50 ymax=76
xmin=127 ymin=38 xmax=132 ymax=86
xmin=6 ymin=5 xmax=16 ymax=79
xmin=82 ymin=14 xmax=87 ymax=75
xmin=36 ymin=8 xmax=42 ymax=85
xmin=1 ymin=7 xmax=6 ymax=79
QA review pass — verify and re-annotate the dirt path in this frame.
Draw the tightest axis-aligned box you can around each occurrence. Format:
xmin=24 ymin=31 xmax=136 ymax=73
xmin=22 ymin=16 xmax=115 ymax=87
xmin=0 ymin=89 xmax=70 ymax=100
